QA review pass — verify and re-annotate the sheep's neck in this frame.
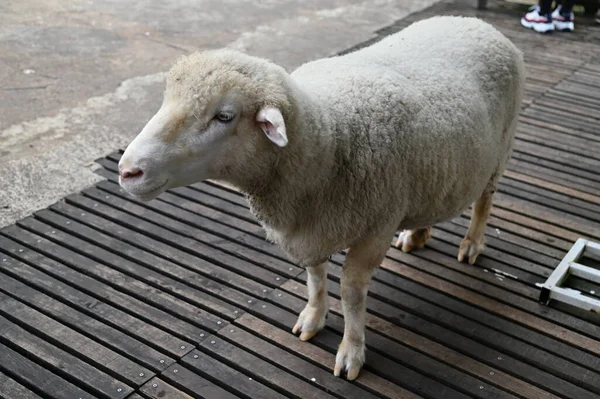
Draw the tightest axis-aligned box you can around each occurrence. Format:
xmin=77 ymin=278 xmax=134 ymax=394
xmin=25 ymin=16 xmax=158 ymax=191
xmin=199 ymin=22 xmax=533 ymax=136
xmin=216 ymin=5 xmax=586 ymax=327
xmin=245 ymin=88 xmax=336 ymax=233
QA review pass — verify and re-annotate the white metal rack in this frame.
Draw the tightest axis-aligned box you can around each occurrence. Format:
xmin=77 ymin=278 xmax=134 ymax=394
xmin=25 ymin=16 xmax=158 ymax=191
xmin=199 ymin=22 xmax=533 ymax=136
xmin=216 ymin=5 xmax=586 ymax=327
xmin=539 ymin=238 xmax=600 ymax=314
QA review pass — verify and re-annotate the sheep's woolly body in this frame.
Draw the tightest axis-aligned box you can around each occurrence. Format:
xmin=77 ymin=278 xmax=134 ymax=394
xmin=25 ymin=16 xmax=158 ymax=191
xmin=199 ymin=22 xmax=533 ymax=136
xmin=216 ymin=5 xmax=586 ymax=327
xmin=241 ymin=16 xmax=525 ymax=267
xmin=120 ymin=15 xmax=525 ymax=380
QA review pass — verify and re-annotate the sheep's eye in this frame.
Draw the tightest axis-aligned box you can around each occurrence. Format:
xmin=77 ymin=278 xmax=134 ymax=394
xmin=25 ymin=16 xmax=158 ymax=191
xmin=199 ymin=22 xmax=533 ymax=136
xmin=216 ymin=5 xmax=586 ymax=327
xmin=215 ymin=111 xmax=235 ymax=123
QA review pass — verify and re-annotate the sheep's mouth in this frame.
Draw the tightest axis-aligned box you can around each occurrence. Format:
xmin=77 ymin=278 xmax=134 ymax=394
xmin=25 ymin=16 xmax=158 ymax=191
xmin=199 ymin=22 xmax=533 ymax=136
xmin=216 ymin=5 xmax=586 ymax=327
xmin=123 ymin=179 xmax=169 ymax=202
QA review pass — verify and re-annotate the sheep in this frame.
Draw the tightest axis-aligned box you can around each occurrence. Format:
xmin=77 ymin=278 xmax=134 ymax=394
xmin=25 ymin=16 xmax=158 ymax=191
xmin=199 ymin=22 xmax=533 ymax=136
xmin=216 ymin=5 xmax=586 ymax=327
xmin=118 ymin=15 xmax=525 ymax=380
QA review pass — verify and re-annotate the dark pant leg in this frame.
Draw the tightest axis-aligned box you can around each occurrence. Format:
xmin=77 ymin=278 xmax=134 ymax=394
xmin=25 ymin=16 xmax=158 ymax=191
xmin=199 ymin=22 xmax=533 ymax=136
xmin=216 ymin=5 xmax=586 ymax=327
xmin=560 ymin=0 xmax=575 ymax=13
xmin=539 ymin=0 xmax=554 ymax=14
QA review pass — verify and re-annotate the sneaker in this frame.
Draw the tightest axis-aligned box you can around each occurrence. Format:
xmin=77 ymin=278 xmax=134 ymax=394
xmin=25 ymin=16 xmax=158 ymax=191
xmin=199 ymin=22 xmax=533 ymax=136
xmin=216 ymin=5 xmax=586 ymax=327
xmin=521 ymin=6 xmax=554 ymax=33
xmin=552 ymin=5 xmax=575 ymax=31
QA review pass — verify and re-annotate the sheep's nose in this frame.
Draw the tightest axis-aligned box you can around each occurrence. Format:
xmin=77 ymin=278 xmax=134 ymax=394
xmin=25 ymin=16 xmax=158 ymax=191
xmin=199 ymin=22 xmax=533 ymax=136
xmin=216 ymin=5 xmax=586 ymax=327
xmin=119 ymin=166 xmax=144 ymax=180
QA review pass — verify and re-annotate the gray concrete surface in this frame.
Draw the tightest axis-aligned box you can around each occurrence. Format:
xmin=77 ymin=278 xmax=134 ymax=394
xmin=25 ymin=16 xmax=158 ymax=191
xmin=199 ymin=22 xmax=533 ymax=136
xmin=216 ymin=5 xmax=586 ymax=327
xmin=0 ymin=0 xmax=439 ymax=227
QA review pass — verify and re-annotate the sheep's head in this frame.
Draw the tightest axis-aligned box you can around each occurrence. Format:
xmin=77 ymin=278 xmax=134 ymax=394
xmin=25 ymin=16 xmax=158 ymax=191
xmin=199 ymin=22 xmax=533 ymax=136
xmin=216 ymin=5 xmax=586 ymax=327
xmin=119 ymin=49 xmax=291 ymax=201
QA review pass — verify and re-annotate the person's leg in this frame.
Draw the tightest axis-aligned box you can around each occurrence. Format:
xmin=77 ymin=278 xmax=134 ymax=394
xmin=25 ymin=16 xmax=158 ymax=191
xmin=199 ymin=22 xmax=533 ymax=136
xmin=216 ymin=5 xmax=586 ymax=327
xmin=560 ymin=0 xmax=575 ymax=13
xmin=522 ymin=0 xmax=555 ymax=33
xmin=539 ymin=0 xmax=554 ymax=14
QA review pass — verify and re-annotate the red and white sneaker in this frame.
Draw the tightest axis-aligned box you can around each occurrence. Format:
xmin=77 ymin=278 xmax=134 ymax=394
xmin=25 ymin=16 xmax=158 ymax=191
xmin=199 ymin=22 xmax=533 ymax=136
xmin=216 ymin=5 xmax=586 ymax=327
xmin=552 ymin=5 xmax=575 ymax=32
xmin=521 ymin=6 xmax=554 ymax=33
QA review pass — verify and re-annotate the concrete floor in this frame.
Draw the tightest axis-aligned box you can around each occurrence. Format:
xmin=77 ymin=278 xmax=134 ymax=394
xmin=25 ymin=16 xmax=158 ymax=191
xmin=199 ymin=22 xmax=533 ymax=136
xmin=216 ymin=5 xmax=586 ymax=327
xmin=0 ymin=0 xmax=438 ymax=227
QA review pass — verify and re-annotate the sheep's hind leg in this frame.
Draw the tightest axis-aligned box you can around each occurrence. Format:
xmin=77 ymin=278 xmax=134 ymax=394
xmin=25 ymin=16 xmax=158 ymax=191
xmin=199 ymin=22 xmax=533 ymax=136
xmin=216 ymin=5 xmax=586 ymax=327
xmin=334 ymin=235 xmax=389 ymax=381
xmin=458 ymin=185 xmax=495 ymax=264
xmin=394 ymin=227 xmax=432 ymax=252
xmin=293 ymin=262 xmax=328 ymax=341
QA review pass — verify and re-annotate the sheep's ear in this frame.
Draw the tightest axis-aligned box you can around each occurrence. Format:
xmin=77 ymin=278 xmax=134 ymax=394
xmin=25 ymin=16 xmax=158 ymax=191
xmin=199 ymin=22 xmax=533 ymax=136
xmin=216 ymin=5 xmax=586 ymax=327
xmin=256 ymin=106 xmax=288 ymax=147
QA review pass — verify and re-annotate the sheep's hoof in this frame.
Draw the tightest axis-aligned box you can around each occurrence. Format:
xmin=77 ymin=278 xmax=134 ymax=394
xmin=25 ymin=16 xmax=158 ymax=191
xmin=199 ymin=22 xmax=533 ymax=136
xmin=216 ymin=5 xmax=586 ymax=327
xmin=333 ymin=338 xmax=365 ymax=381
xmin=292 ymin=304 xmax=328 ymax=341
xmin=394 ymin=228 xmax=431 ymax=253
xmin=457 ymin=237 xmax=484 ymax=264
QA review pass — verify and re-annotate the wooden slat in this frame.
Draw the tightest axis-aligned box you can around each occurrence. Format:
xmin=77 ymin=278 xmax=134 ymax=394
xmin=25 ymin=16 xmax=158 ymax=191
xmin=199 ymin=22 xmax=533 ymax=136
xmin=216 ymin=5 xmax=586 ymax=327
xmin=0 ymin=266 xmax=173 ymax=370
xmin=143 ymin=372 xmax=237 ymax=399
xmin=180 ymin=350 xmax=287 ymax=399
xmin=325 ymin=258 xmax=600 ymax=388
xmin=276 ymin=281 xmax=600 ymax=399
xmin=248 ymin=296 xmax=474 ymax=399
xmin=216 ymin=324 xmax=379 ymax=399
xmin=281 ymin=280 xmax=563 ymax=399
xmin=37 ymin=206 xmax=251 ymax=315
xmin=0 ymin=342 xmax=97 ymax=399
xmin=0 ymin=370 xmax=42 ymax=399
xmin=235 ymin=313 xmax=422 ymax=399
xmin=0 ymin=294 xmax=150 ymax=388
xmin=0 ymin=229 xmax=206 ymax=344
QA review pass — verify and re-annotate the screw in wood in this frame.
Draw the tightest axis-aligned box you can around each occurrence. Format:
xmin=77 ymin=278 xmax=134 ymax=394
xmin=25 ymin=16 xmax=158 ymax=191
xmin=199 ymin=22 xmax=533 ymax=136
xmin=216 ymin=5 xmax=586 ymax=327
xmin=117 ymin=388 xmax=122 ymax=392
xmin=229 ymin=329 xmax=234 ymax=333
xmin=66 ymin=221 xmax=70 ymax=224
xmin=139 ymin=373 xmax=144 ymax=377
xmin=18 ymin=249 xmax=23 ymax=252
xmin=81 ymin=213 xmax=85 ymax=216
xmin=217 ymin=321 xmax=222 ymax=325
xmin=275 ymin=277 xmax=281 ymax=281
xmin=262 ymin=305 xmax=266 ymax=308
xmin=159 ymin=359 xmax=165 ymax=363
xmin=211 ymin=341 xmax=216 ymax=344
xmin=180 ymin=345 xmax=186 ymax=350
xmin=193 ymin=354 xmax=199 ymax=359
xmin=200 ymin=333 xmax=205 ymax=337
xmin=311 ymin=378 xmax=316 ymax=382
xmin=173 ymin=369 xmax=178 ymax=373
xmin=153 ymin=384 xmax=158 ymax=388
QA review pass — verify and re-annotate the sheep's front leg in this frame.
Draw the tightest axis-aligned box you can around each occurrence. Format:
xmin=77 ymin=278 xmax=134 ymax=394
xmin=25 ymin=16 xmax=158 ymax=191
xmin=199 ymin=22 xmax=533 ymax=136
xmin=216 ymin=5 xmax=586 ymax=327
xmin=334 ymin=237 xmax=387 ymax=380
xmin=458 ymin=187 xmax=495 ymax=264
xmin=293 ymin=262 xmax=328 ymax=341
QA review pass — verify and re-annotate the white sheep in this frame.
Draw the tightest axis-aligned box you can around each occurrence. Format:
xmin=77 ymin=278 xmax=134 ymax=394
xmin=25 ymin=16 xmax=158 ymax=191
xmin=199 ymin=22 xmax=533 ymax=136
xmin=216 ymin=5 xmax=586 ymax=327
xmin=118 ymin=15 xmax=525 ymax=380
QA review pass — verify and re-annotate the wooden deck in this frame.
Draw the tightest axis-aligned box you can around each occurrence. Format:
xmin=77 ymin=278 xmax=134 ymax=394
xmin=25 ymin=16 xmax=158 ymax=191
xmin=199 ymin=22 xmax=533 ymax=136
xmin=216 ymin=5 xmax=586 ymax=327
xmin=1 ymin=1 xmax=600 ymax=398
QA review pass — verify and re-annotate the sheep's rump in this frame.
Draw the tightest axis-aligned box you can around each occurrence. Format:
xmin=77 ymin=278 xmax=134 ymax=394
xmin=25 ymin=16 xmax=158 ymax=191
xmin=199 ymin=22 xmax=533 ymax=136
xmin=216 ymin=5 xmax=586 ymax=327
xmin=291 ymin=16 xmax=525 ymax=230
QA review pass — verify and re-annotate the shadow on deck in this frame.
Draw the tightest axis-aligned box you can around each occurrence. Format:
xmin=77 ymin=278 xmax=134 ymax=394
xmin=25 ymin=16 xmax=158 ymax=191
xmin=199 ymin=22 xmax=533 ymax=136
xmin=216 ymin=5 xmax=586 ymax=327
xmin=0 ymin=1 xmax=600 ymax=398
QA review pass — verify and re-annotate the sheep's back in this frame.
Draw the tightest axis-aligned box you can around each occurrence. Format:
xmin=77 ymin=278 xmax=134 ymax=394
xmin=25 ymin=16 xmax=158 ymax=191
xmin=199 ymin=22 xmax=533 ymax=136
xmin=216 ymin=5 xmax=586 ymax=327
xmin=289 ymin=16 xmax=524 ymax=245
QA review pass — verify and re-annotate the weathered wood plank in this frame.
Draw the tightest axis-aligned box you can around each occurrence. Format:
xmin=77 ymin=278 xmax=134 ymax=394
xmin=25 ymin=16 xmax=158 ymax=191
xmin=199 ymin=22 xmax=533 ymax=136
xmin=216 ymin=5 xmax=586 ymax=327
xmin=0 ymin=292 xmax=150 ymax=388
xmin=199 ymin=336 xmax=341 ymax=399
xmin=323 ymin=258 xmax=600 ymax=387
xmin=247 ymin=297 xmax=473 ymax=399
xmin=181 ymin=350 xmax=287 ymax=399
xmin=37 ymin=206 xmax=251 ymax=315
xmin=142 ymin=374 xmax=235 ymax=399
xmin=275 ymin=282 xmax=600 ymax=399
xmin=0 ymin=312 xmax=134 ymax=397
xmin=0 ymin=342 xmax=98 ymax=399
xmin=216 ymin=324 xmax=379 ymax=399
xmin=0 ymin=370 xmax=42 ymax=399
xmin=280 ymin=280 xmax=563 ymax=399
xmin=235 ymin=314 xmax=422 ymax=399
xmin=17 ymin=217 xmax=232 ymax=329
xmin=0 ymin=266 xmax=174 ymax=372
xmin=0 ymin=229 xmax=206 ymax=344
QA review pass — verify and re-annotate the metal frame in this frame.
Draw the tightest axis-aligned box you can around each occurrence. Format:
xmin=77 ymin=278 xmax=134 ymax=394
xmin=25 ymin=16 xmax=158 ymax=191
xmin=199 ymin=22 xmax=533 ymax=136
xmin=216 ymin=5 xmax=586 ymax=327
xmin=539 ymin=238 xmax=600 ymax=314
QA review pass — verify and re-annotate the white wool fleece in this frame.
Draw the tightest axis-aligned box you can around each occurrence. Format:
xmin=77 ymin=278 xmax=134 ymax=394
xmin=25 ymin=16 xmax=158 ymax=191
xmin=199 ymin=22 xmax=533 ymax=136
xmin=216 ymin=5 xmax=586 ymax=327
xmin=245 ymin=16 xmax=525 ymax=266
